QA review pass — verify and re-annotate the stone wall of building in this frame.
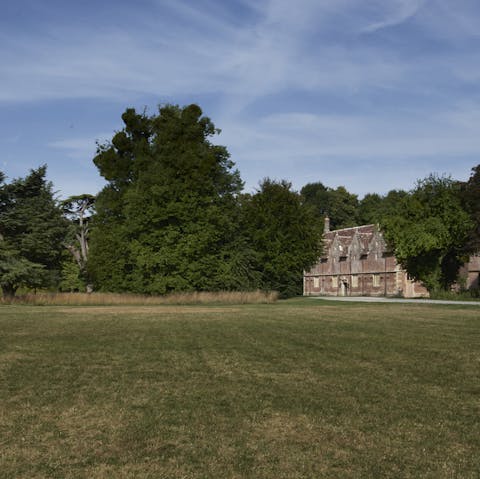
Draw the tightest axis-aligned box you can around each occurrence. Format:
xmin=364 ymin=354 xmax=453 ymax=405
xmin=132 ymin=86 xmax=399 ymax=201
xmin=458 ymin=254 xmax=480 ymax=291
xmin=304 ymin=221 xmax=429 ymax=298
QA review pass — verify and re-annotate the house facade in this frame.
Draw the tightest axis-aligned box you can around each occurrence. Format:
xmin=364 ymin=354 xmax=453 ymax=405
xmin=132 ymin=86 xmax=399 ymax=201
xmin=303 ymin=218 xmax=480 ymax=298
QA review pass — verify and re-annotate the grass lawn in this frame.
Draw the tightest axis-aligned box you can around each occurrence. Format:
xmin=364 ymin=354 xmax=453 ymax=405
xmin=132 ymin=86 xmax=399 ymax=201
xmin=1 ymin=299 xmax=479 ymax=478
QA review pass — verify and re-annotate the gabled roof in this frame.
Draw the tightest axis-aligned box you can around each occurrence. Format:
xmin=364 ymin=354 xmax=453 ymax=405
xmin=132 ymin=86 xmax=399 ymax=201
xmin=321 ymin=224 xmax=381 ymax=259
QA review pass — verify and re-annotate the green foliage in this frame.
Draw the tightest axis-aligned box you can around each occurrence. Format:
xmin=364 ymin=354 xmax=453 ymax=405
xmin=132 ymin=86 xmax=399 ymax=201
xmin=382 ymin=175 xmax=473 ymax=292
xmin=61 ymin=194 xmax=95 ymax=289
xmin=59 ymin=257 xmax=85 ymax=292
xmin=301 ymin=182 xmax=359 ymax=229
xmin=89 ymin=104 xmax=245 ymax=294
xmin=460 ymin=164 xmax=480 ymax=252
xmin=0 ymin=166 xmax=67 ymax=297
xmin=358 ymin=189 xmax=408 ymax=225
xmin=242 ymin=179 xmax=323 ymax=297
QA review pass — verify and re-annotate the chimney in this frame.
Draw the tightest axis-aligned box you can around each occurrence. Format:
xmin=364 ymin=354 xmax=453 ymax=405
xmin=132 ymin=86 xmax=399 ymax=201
xmin=324 ymin=216 xmax=330 ymax=234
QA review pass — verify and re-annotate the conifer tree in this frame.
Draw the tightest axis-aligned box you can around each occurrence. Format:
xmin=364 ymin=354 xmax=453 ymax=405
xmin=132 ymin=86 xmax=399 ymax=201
xmin=0 ymin=166 xmax=67 ymax=297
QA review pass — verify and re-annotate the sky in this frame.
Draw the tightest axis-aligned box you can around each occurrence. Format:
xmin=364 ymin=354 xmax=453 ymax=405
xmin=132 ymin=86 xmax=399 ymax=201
xmin=1 ymin=0 xmax=480 ymax=199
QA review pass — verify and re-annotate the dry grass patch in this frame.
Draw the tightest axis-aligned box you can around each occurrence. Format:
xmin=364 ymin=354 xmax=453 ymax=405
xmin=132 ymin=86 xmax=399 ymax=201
xmin=2 ymin=290 xmax=278 ymax=306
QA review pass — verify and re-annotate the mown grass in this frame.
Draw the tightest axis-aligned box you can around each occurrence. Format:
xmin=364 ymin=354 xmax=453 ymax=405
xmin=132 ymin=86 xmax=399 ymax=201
xmin=1 ymin=299 xmax=479 ymax=478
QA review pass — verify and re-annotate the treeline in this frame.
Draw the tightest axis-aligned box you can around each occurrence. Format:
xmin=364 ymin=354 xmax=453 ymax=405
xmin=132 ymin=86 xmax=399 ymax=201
xmin=0 ymin=105 xmax=322 ymax=299
xmin=301 ymin=183 xmax=408 ymax=230
xmin=1 ymin=104 xmax=479 ymax=298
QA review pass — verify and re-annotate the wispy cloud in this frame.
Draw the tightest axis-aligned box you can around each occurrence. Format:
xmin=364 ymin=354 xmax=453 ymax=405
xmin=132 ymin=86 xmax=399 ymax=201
xmin=1 ymin=0 xmax=480 ymax=198
xmin=48 ymin=136 xmax=106 ymax=160
xmin=0 ymin=0 xmax=423 ymax=105
xmin=362 ymin=0 xmax=426 ymax=33
xmin=218 ymin=102 xmax=480 ymax=195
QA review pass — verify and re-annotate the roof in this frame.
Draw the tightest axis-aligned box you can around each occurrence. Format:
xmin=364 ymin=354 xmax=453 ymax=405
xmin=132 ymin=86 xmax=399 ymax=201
xmin=321 ymin=224 xmax=380 ymax=258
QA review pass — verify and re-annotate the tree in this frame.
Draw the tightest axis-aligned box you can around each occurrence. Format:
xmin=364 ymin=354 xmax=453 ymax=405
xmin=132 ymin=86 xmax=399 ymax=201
xmin=61 ymin=194 xmax=95 ymax=291
xmin=358 ymin=189 xmax=408 ymax=225
xmin=382 ymin=175 xmax=473 ymax=292
xmin=242 ymin=179 xmax=323 ymax=297
xmin=59 ymin=257 xmax=85 ymax=292
xmin=461 ymin=164 xmax=480 ymax=252
xmin=0 ymin=166 xmax=67 ymax=298
xmin=301 ymin=182 xmax=359 ymax=229
xmin=88 ymin=104 xmax=245 ymax=293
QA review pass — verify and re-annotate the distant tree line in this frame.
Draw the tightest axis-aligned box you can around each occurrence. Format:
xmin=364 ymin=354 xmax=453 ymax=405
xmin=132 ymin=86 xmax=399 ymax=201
xmin=1 ymin=103 xmax=479 ymax=298
xmin=301 ymin=170 xmax=480 ymax=294
xmin=0 ymin=105 xmax=322 ymax=298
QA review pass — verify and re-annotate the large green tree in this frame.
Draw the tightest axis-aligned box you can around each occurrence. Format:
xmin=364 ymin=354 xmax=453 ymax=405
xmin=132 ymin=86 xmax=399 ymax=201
xmin=301 ymin=182 xmax=359 ymax=230
xmin=0 ymin=166 xmax=67 ymax=298
xmin=382 ymin=175 xmax=473 ymax=292
xmin=358 ymin=189 xmax=408 ymax=225
xmin=242 ymin=179 xmax=323 ymax=297
xmin=88 ymin=104 xmax=246 ymax=293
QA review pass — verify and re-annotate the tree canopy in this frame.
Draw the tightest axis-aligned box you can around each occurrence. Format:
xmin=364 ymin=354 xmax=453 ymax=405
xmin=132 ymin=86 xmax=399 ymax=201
xmin=243 ymin=179 xmax=323 ymax=297
xmin=301 ymin=182 xmax=359 ymax=230
xmin=461 ymin=164 xmax=480 ymax=252
xmin=88 ymin=104 xmax=245 ymax=293
xmin=382 ymin=175 xmax=473 ymax=292
xmin=2 ymin=102 xmax=478 ymax=300
xmin=0 ymin=166 xmax=67 ymax=297
xmin=358 ymin=190 xmax=408 ymax=225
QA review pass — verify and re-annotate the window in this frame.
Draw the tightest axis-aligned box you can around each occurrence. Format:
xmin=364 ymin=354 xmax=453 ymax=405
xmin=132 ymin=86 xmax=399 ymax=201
xmin=313 ymin=277 xmax=320 ymax=289
xmin=351 ymin=275 xmax=358 ymax=288
xmin=339 ymin=256 xmax=347 ymax=262
xmin=372 ymin=274 xmax=380 ymax=287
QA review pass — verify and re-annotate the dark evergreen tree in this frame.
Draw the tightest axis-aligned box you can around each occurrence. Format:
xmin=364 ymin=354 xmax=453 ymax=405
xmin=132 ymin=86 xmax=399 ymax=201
xmin=0 ymin=166 xmax=67 ymax=298
xmin=88 ymin=104 xmax=245 ymax=293
xmin=242 ymin=179 xmax=323 ymax=297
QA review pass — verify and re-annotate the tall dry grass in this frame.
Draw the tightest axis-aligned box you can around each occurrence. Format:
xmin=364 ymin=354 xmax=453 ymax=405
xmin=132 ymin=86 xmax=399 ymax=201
xmin=1 ymin=290 xmax=279 ymax=306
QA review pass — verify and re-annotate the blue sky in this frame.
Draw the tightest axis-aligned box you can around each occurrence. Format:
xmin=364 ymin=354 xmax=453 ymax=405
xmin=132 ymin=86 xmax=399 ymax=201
xmin=1 ymin=0 xmax=479 ymax=199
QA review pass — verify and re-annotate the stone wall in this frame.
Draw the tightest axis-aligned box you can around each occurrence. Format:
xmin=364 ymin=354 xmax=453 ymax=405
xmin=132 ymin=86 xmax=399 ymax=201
xmin=304 ymin=222 xmax=429 ymax=298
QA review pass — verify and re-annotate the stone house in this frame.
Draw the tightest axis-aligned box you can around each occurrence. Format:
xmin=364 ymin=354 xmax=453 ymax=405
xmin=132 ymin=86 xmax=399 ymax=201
xmin=303 ymin=218 xmax=480 ymax=298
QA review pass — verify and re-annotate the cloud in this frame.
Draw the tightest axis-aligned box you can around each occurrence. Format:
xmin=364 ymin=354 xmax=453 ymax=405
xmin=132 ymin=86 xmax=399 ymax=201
xmin=217 ymin=103 xmax=480 ymax=195
xmin=0 ymin=0 xmax=423 ymax=106
xmin=48 ymin=134 xmax=110 ymax=160
xmin=362 ymin=0 xmax=426 ymax=33
xmin=1 ymin=0 xmax=480 ymax=198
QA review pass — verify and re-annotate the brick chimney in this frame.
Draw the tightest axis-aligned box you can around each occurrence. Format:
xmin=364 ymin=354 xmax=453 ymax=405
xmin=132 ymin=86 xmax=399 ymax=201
xmin=324 ymin=216 xmax=330 ymax=234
